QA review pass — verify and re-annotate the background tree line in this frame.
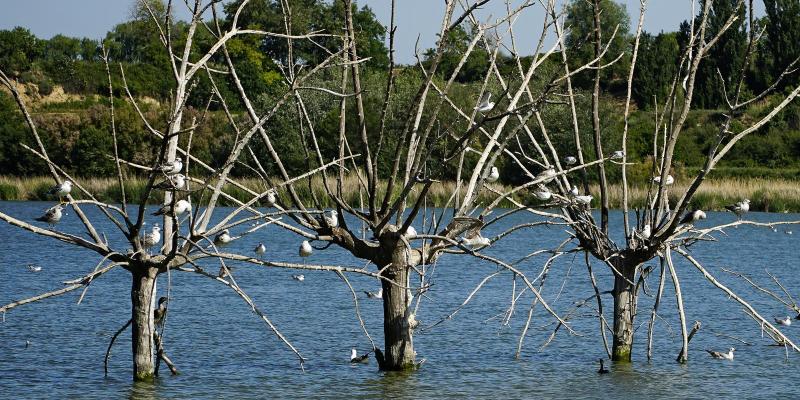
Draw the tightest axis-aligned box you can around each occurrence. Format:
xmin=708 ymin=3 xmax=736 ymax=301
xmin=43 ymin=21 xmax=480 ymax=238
xmin=1 ymin=0 xmax=799 ymax=182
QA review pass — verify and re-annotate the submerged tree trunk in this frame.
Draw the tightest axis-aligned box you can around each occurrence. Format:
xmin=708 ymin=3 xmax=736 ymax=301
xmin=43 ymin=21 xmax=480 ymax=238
xmin=378 ymin=239 xmax=416 ymax=370
xmin=611 ymin=261 xmax=637 ymax=361
xmin=131 ymin=267 xmax=158 ymax=381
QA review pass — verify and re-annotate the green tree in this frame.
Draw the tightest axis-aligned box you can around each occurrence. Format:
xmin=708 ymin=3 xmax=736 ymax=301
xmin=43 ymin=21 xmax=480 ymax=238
xmin=690 ymin=0 xmax=748 ymax=108
xmin=632 ymin=32 xmax=680 ymax=109
xmin=422 ymin=25 xmax=493 ymax=83
xmin=763 ymin=0 xmax=800 ymax=89
xmin=0 ymin=27 xmax=42 ymax=77
xmin=564 ymin=0 xmax=631 ymax=90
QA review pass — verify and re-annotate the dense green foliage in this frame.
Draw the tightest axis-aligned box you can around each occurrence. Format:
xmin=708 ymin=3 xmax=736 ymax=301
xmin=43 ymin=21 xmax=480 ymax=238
xmin=0 ymin=0 xmax=799 ymax=183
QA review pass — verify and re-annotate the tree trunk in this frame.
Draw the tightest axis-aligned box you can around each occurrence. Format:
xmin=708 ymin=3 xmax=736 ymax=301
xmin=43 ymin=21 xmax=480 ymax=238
xmin=379 ymin=241 xmax=416 ymax=370
xmin=611 ymin=261 xmax=637 ymax=361
xmin=131 ymin=267 xmax=157 ymax=381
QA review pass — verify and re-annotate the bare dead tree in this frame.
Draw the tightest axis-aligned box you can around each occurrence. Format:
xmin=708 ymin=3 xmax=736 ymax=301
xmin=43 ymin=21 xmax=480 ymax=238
xmin=2 ymin=0 xmax=799 ymax=382
xmin=466 ymin=0 xmax=800 ymax=363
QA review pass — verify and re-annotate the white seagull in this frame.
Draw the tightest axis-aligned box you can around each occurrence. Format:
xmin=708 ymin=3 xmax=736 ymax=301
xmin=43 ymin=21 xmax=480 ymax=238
xmin=254 ymin=242 xmax=266 ymax=257
xmin=214 ymin=229 xmax=234 ymax=247
xmin=533 ymin=186 xmax=552 ymax=201
xmin=569 ymin=185 xmax=580 ymax=197
xmin=653 ymin=175 xmax=675 ymax=185
xmin=265 ymin=191 xmax=277 ymax=207
xmin=350 ymin=348 xmax=370 ymax=363
xmin=291 ymin=274 xmax=305 ymax=281
xmin=725 ymin=199 xmax=750 ymax=218
xmin=364 ymin=288 xmax=383 ymax=299
xmin=475 ymin=92 xmax=494 ymax=112
xmin=27 ymin=264 xmax=42 ymax=272
xmin=775 ymin=316 xmax=792 ymax=326
xmin=325 ymin=210 xmax=339 ymax=227
xmin=159 ymin=157 xmax=183 ymax=175
xmin=152 ymin=199 xmax=191 ymax=216
xmin=47 ymin=180 xmax=72 ymax=199
xmin=35 ymin=204 xmax=63 ymax=227
xmin=486 ymin=166 xmax=500 ymax=183
xmin=679 ymin=209 xmax=707 ymax=225
xmin=574 ymin=195 xmax=593 ymax=205
xmin=564 ymin=156 xmax=577 ymax=166
xmin=299 ymin=240 xmax=313 ymax=258
xmin=155 ymin=174 xmax=186 ymax=190
xmin=404 ymin=226 xmax=418 ymax=237
xmin=706 ymin=347 xmax=735 ymax=360
xmin=638 ymin=224 xmax=651 ymax=239
xmin=462 ymin=235 xmax=491 ymax=248
xmin=143 ymin=224 xmax=161 ymax=249
xmin=535 ymin=168 xmax=557 ymax=184
xmin=611 ymin=150 xmax=625 ymax=159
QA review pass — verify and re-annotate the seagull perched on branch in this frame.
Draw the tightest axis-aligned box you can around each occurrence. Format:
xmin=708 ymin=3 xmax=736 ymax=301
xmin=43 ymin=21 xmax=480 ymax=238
xmin=254 ymin=242 xmax=266 ymax=257
xmin=533 ymin=186 xmax=552 ymax=201
xmin=265 ymin=191 xmax=277 ymax=207
xmin=299 ymin=240 xmax=313 ymax=258
xmin=636 ymin=224 xmax=651 ymax=240
xmin=350 ymin=348 xmax=370 ymax=363
xmin=564 ymin=156 xmax=577 ymax=166
xmin=725 ymin=199 xmax=750 ymax=219
xmin=143 ymin=224 xmax=161 ymax=249
xmin=486 ymin=166 xmax=500 ymax=183
xmin=47 ymin=180 xmax=72 ymax=201
xmin=574 ymin=194 xmax=593 ymax=206
xmin=611 ymin=150 xmax=624 ymax=160
xmin=706 ymin=347 xmax=735 ymax=360
xmin=569 ymin=185 xmax=579 ymax=197
xmin=155 ymin=174 xmax=185 ymax=190
xmin=535 ymin=168 xmax=557 ymax=184
xmin=214 ymin=229 xmax=234 ymax=247
xmin=679 ymin=209 xmax=706 ymax=225
xmin=35 ymin=204 xmax=63 ymax=227
xmin=775 ymin=316 xmax=792 ymax=326
xmin=475 ymin=92 xmax=494 ymax=112
xmin=653 ymin=175 xmax=674 ymax=185
xmin=152 ymin=199 xmax=191 ymax=217
xmin=404 ymin=226 xmax=417 ymax=237
xmin=159 ymin=157 xmax=183 ymax=175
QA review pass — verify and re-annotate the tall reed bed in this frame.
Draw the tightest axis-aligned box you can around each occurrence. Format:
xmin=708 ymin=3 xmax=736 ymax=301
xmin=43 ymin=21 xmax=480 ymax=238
xmin=2 ymin=175 xmax=798 ymax=212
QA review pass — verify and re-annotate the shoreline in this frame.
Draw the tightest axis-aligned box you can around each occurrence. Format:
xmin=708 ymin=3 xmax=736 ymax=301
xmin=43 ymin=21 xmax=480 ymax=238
xmin=1 ymin=175 xmax=799 ymax=212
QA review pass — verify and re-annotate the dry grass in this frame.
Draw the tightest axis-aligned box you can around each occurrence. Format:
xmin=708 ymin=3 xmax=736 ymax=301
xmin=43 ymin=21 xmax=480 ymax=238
xmin=2 ymin=175 xmax=798 ymax=212
xmin=594 ymin=178 xmax=800 ymax=212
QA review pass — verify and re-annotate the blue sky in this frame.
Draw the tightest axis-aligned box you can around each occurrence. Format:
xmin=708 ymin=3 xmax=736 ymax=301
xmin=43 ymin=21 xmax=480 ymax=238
xmin=0 ymin=1 xmax=762 ymax=64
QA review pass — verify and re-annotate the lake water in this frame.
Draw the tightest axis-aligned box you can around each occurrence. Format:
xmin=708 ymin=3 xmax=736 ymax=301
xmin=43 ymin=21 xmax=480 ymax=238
xmin=1 ymin=201 xmax=799 ymax=399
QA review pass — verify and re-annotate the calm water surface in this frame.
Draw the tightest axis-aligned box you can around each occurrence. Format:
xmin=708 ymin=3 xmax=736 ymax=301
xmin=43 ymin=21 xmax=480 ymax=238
xmin=1 ymin=201 xmax=799 ymax=399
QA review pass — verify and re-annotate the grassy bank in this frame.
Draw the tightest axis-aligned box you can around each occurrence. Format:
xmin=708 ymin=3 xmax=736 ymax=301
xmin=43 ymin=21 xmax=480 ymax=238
xmin=0 ymin=175 xmax=521 ymax=208
xmin=594 ymin=178 xmax=800 ymax=213
xmin=2 ymin=176 xmax=799 ymax=212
